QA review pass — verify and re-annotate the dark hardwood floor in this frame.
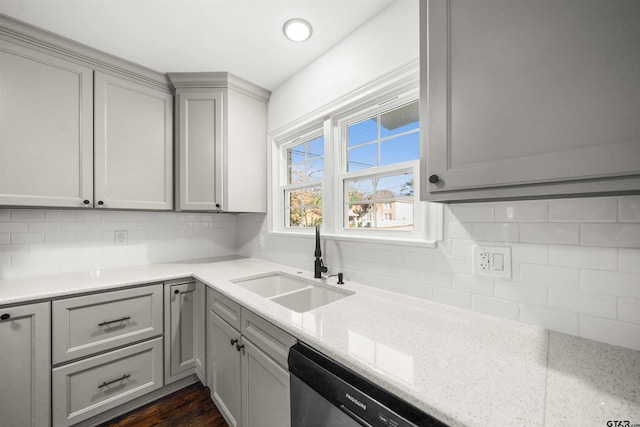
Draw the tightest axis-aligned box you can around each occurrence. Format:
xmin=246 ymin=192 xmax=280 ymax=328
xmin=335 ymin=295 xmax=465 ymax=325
xmin=97 ymin=382 xmax=229 ymax=427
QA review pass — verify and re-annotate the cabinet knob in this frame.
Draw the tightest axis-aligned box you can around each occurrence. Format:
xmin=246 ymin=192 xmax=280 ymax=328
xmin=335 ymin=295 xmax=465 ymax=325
xmin=97 ymin=201 xmax=104 ymax=206
xmin=174 ymin=289 xmax=180 ymax=294
xmin=236 ymin=344 xmax=245 ymax=354
xmin=0 ymin=313 xmax=10 ymax=321
xmin=83 ymin=200 xmax=90 ymax=205
xmin=215 ymin=203 xmax=221 ymax=209
xmin=428 ymin=174 xmax=440 ymax=184
xmin=230 ymin=339 xmax=238 ymax=346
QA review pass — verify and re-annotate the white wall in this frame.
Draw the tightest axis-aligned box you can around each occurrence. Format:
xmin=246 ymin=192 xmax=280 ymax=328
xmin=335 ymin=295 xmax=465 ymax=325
xmin=267 ymin=0 xmax=419 ymax=132
xmin=0 ymin=209 xmax=238 ymax=278
xmin=238 ymin=196 xmax=640 ymax=352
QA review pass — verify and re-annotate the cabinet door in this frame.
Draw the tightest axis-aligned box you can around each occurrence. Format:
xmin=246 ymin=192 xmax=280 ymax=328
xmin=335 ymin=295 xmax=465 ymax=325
xmin=422 ymin=0 xmax=640 ymax=201
xmin=165 ymin=281 xmax=198 ymax=384
xmin=208 ymin=311 xmax=242 ymax=427
xmin=0 ymin=40 xmax=93 ymax=207
xmin=0 ymin=302 xmax=51 ymax=427
xmin=175 ymin=88 xmax=224 ymax=211
xmin=94 ymin=72 xmax=173 ymax=210
xmin=242 ymin=339 xmax=290 ymax=427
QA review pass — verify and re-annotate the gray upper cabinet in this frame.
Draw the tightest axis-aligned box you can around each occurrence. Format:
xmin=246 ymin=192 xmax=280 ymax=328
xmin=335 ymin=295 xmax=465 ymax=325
xmin=94 ymin=72 xmax=173 ymax=210
xmin=420 ymin=0 xmax=640 ymax=202
xmin=170 ymin=73 xmax=270 ymax=213
xmin=0 ymin=39 xmax=94 ymax=208
xmin=0 ymin=15 xmax=173 ymax=210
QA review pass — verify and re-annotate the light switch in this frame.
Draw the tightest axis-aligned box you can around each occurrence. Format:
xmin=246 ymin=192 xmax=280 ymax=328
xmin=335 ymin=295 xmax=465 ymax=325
xmin=493 ymin=253 xmax=504 ymax=271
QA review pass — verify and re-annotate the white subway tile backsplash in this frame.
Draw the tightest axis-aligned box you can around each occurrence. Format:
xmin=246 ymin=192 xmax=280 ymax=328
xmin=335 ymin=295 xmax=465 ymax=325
xmin=511 ymin=244 xmax=548 ymax=264
xmin=0 ymin=210 xmax=10 ymax=221
xmin=520 ymin=223 xmax=580 ymax=245
xmin=28 ymin=222 xmax=61 ymax=233
xmin=471 ymin=223 xmax=519 ymax=242
xmin=619 ymin=249 xmax=640 ymax=273
xmin=448 ymin=204 xmax=494 ymax=222
xmin=0 ymin=233 xmax=9 ymax=245
xmin=451 ymin=239 xmax=473 ymax=258
xmin=580 ymin=269 xmax=640 ymax=298
xmin=549 ymin=246 xmax=617 ymax=271
xmin=580 ymin=316 xmax=640 ymax=351
xmin=433 ymin=287 xmax=472 ymax=309
xmin=520 ymin=264 xmax=580 ymax=290
xmin=446 ymin=222 xmax=472 ymax=239
xmin=618 ymin=197 xmax=640 ymax=222
xmin=453 ymin=275 xmax=495 ymax=296
xmin=434 ymin=254 xmax=473 ymax=274
xmin=549 ymin=198 xmax=617 ymax=222
xmin=495 ymin=280 xmax=548 ymax=306
xmin=402 ymin=281 xmax=434 ymax=301
xmin=74 ymin=211 xmax=103 ymax=222
xmin=44 ymin=210 xmax=75 ymax=222
xmin=0 ymin=222 xmax=28 ymax=232
xmin=471 ymin=295 xmax=519 ymax=320
xmin=581 ymin=223 xmax=640 ymax=248
xmin=549 ymin=289 xmax=617 ymax=319
xmin=618 ymin=298 xmax=640 ymax=325
xmin=518 ymin=304 xmax=579 ymax=336
xmin=417 ymin=269 xmax=453 ymax=288
xmin=494 ymin=201 xmax=548 ymax=222
xmin=11 ymin=232 xmax=45 ymax=245
xmin=10 ymin=209 xmax=44 ymax=222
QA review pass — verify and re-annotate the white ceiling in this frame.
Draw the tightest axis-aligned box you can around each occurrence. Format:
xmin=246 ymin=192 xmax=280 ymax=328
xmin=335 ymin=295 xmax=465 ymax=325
xmin=0 ymin=0 xmax=396 ymax=90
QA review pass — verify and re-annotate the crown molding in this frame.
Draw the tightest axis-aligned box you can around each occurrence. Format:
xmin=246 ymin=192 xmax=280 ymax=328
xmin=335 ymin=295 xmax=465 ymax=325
xmin=0 ymin=13 xmax=171 ymax=91
xmin=168 ymin=72 xmax=271 ymax=103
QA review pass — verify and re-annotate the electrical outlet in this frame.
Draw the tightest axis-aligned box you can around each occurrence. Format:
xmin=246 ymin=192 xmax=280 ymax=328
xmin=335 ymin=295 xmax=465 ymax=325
xmin=114 ymin=230 xmax=128 ymax=246
xmin=473 ymin=245 xmax=511 ymax=279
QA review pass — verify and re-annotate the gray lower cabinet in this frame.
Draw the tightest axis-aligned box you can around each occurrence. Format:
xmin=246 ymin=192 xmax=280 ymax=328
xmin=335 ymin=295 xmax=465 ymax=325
xmin=52 ymin=338 xmax=163 ymax=427
xmin=207 ymin=288 xmax=296 ymax=427
xmin=0 ymin=301 xmax=51 ymax=427
xmin=420 ymin=0 xmax=640 ymax=202
xmin=52 ymin=284 xmax=165 ymax=426
xmin=164 ymin=279 xmax=206 ymax=385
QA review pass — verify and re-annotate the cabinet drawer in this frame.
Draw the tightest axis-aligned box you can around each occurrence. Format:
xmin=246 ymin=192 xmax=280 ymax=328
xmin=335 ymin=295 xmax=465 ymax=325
xmin=207 ymin=287 xmax=241 ymax=330
xmin=52 ymin=337 xmax=163 ymax=427
xmin=241 ymin=308 xmax=296 ymax=368
xmin=53 ymin=284 xmax=163 ymax=364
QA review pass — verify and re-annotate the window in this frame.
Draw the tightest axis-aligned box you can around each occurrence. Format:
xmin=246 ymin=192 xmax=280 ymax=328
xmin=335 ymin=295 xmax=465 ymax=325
xmin=342 ymin=100 xmax=419 ymax=232
xmin=282 ymin=133 xmax=324 ymax=228
xmin=270 ymin=64 xmax=441 ymax=243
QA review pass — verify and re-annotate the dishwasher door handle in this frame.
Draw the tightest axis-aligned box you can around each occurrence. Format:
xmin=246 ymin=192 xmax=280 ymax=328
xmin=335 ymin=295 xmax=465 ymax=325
xmin=339 ymin=404 xmax=375 ymax=427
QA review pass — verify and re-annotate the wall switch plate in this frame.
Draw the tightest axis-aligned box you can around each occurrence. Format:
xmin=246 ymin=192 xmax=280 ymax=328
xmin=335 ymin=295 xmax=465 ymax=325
xmin=115 ymin=230 xmax=128 ymax=246
xmin=473 ymin=245 xmax=511 ymax=279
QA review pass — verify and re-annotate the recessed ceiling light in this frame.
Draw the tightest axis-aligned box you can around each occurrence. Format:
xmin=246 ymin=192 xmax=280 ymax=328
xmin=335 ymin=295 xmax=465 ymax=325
xmin=283 ymin=18 xmax=313 ymax=42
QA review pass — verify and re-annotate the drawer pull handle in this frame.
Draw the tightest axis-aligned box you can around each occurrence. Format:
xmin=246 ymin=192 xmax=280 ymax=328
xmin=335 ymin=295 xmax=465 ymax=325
xmin=230 ymin=338 xmax=238 ymax=346
xmin=98 ymin=316 xmax=131 ymax=327
xmin=236 ymin=344 xmax=245 ymax=355
xmin=98 ymin=374 xmax=131 ymax=389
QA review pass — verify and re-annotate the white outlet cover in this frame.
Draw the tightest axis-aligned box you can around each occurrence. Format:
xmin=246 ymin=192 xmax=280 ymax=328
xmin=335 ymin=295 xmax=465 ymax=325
xmin=472 ymin=245 xmax=512 ymax=279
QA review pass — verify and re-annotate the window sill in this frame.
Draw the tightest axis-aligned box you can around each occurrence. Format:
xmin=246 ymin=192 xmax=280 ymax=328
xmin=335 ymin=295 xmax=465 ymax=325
xmin=267 ymin=231 xmax=438 ymax=249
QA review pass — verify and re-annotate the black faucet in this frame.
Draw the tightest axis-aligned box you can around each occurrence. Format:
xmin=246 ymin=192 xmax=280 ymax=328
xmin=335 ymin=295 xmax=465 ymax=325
xmin=314 ymin=224 xmax=328 ymax=278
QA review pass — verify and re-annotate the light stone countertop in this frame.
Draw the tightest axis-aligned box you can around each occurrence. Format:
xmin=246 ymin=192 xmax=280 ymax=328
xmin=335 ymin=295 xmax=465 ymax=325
xmin=0 ymin=257 xmax=638 ymax=426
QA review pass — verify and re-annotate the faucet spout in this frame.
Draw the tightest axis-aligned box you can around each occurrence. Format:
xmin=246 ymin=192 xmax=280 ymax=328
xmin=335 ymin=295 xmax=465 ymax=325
xmin=314 ymin=224 xmax=328 ymax=278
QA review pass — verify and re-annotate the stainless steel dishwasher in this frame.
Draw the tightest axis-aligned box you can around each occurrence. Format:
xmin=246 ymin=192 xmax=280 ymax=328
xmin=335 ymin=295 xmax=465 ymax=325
xmin=288 ymin=342 xmax=448 ymax=427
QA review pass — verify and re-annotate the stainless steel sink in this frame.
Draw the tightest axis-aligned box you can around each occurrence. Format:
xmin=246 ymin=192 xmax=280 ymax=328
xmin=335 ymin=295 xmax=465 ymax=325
xmin=231 ymin=272 xmax=353 ymax=312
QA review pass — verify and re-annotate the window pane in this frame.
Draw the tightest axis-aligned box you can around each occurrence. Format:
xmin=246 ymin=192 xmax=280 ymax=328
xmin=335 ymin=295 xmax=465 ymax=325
xmin=347 ymin=144 xmax=377 ymax=172
xmin=346 ymin=178 xmax=374 ymax=202
xmin=346 ymin=203 xmax=374 ymax=228
xmin=347 ymin=118 xmax=378 ymax=147
xmin=288 ymin=136 xmax=324 ymax=184
xmin=306 ymin=136 xmax=324 ymax=158
xmin=380 ymin=101 xmax=419 ymax=138
xmin=286 ymin=187 xmax=322 ymax=228
xmin=380 ymin=132 xmax=419 ymax=166
xmin=344 ymin=172 xmax=414 ymax=230
xmin=377 ymin=172 xmax=414 ymax=197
